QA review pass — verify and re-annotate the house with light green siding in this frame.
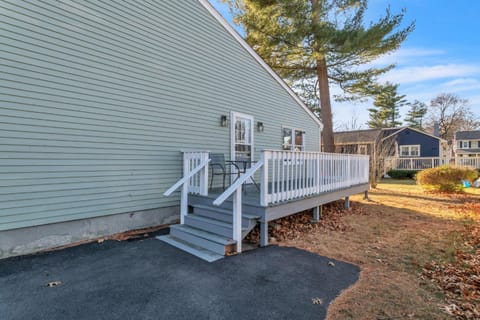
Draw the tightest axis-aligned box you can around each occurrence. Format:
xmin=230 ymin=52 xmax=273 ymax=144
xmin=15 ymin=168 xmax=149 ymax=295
xmin=0 ymin=0 xmax=369 ymax=261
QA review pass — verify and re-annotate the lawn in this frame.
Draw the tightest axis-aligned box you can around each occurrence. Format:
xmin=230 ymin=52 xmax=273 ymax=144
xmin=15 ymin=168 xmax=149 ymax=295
xmin=267 ymin=179 xmax=480 ymax=319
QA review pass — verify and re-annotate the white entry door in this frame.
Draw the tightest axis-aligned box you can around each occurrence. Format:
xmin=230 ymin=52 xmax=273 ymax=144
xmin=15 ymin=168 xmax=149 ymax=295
xmin=231 ymin=112 xmax=254 ymax=165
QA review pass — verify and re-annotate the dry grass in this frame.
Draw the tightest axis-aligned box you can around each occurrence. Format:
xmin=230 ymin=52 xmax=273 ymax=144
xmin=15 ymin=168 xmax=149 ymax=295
xmin=275 ymin=179 xmax=480 ymax=320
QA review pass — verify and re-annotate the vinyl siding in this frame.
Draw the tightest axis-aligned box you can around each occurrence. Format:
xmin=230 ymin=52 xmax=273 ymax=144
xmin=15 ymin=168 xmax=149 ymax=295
xmin=396 ymin=129 xmax=440 ymax=157
xmin=0 ymin=0 xmax=321 ymax=231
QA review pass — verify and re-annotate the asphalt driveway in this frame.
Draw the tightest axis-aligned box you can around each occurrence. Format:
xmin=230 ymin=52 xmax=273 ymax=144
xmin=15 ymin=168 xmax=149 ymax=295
xmin=0 ymin=233 xmax=359 ymax=320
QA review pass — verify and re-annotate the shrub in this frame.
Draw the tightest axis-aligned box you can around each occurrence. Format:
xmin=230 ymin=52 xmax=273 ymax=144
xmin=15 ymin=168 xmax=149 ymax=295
xmin=386 ymin=170 xmax=419 ymax=179
xmin=416 ymin=165 xmax=479 ymax=192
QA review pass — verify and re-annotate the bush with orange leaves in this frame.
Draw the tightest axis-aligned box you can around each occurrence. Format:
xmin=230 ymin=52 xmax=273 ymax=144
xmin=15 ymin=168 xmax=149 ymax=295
xmin=416 ymin=165 xmax=478 ymax=192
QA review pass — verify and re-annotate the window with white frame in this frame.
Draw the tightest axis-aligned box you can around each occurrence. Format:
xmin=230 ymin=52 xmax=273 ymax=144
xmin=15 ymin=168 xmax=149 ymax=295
xmin=400 ymin=145 xmax=420 ymax=157
xmin=282 ymin=127 xmax=305 ymax=151
xmin=459 ymin=141 xmax=471 ymax=149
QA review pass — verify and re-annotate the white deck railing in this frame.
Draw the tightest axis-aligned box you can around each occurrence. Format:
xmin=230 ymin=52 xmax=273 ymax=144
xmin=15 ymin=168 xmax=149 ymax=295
xmin=183 ymin=151 xmax=210 ymax=195
xmin=386 ymin=157 xmax=448 ymax=171
xmin=212 ymin=150 xmax=369 ymax=253
xmin=456 ymin=157 xmax=480 ymax=168
xmin=261 ymin=151 xmax=369 ymax=206
xmin=164 ymin=151 xmax=210 ymax=224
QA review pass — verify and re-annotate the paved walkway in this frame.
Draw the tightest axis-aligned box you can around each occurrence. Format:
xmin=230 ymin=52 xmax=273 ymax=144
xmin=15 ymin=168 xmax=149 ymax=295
xmin=0 ymin=235 xmax=359 ymax=320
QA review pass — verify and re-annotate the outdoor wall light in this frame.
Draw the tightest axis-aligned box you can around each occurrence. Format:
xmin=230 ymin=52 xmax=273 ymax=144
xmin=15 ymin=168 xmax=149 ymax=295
xmin=257 ymin=121 xmax=264 ymax=132
xmin=220 ymin=115 xmax=227 ymax=127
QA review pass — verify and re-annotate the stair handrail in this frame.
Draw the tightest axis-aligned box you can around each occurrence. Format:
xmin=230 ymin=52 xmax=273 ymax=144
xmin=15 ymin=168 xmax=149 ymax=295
xmin=212 ymin=158 xmax=265 ymax=254
xmin=164 ymin=157 xmax=210 ymax=225
xmin=163 ymin=158 xmax=211 ymax=196
xmin=213 ymin=159 xmax=264 ymax=206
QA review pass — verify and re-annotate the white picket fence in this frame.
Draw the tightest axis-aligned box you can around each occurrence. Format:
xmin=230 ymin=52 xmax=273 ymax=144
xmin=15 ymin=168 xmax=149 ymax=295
xmin=386 ymin=157 xmax=448 ymax=171
xmin=387 ymin=156 xmax=480 ymax=170
xmin=456 ymin=157 xmax=480 ymax=169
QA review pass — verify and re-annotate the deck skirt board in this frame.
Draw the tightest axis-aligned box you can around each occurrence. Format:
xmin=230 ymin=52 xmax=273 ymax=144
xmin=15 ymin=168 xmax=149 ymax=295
xmin=264 ymin=183 xmax=369 ymax=221
xmin=191 ymin=183 xmax=370 ymax=222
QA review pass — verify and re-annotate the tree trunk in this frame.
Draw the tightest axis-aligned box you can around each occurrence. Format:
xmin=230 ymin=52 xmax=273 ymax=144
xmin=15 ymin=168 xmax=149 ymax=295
xmin=317 ymin=57 xmax=335 ymax=152
xmin=310 ymin=0 xmax=334 ymax=152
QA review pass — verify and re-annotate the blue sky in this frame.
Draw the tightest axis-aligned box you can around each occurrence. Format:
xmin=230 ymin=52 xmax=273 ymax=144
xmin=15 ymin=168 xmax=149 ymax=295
xmin=211 ymin=0 xmax=480 ymax=129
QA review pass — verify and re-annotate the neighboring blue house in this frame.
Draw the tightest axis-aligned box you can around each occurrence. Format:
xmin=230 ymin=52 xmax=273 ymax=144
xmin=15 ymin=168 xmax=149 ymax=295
xmin=383 ymin=127 xmax=447 ymax=158
xmin=334 ymin=127 xmax=448 ymax=173
xmin=334 ymin=127 xmax=447 ymax=158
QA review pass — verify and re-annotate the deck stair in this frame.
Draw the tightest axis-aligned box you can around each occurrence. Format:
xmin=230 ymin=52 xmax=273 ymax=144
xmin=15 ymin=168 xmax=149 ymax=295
xmin=158 ymin=201 xmax=259 ymax=262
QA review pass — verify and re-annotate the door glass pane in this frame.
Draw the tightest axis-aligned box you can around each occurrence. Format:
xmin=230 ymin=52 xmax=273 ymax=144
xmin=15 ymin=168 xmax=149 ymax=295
xmin=235 ymin=117 xmax=252 ymax=163
xmin=294 ymin=130 xmax=303 ymax=151
xmin=282 ymin=128 xmax=292 ymax=150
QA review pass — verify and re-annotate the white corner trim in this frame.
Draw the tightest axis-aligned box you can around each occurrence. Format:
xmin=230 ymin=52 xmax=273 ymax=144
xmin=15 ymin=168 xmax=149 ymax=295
xmin=198 ymin=0 xmax=323 ymax=129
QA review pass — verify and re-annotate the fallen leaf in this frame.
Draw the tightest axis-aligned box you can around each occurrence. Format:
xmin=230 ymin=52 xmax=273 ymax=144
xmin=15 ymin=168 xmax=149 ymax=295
xmin=46 ymin=281 xmax=62 ymax=287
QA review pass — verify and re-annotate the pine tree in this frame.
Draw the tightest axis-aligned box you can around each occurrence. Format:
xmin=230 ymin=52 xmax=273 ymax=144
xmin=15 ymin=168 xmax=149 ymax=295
xmin=223 ymin=0 xmax=414 ymax=151
xmin=367 ymin=82 xmax=406 ymax=128
xmin=404 ymin=100 xmax=427 ymax=130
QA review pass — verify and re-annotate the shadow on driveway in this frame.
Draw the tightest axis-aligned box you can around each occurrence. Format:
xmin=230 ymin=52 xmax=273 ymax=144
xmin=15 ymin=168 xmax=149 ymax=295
xmin=0 ymin=236 xmax=359 ymax=320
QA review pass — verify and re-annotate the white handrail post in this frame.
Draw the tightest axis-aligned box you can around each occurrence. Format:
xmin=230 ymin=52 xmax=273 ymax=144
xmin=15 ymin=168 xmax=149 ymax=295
xmin=180 ymin=183 xmax=188 ymax=224
xmin=181 ymin=153 xmax=190 ymax=224
xmin=233 ymin=188 xmax=242 ymax=253
xmin=200 ymin=152 xmax=209 ymax=196
xmin=260 ymin=151 xmax=269 ymax=206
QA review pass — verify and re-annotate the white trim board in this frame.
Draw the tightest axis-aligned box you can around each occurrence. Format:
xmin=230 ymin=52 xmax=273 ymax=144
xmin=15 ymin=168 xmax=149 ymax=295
xmin=381 ymin=126 xmax=447 ymax=143
xmin=198 ymin=0 xmax=323 ymax=130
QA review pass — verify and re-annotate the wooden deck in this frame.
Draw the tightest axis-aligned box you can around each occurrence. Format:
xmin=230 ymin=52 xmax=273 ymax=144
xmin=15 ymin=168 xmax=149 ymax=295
xmin=162 ymin=150 xmax=370 ymax=261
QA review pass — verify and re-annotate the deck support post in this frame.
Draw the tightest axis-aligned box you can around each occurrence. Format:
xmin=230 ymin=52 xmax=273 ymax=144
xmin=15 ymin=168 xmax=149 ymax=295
xmin=312 ymin=205 xmax=322 ymax=223
xmin=363 ymin=190 xmax=369 ymax=200
xmin=344 ymin=196 xmax=350 ymax=209
xmin=260 ymin=221 xmax=268 ymax=247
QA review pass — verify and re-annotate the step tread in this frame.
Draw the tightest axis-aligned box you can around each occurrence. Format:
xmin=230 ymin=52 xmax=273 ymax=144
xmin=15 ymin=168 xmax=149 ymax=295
xmin=156 ymin=235 xmax=224 ymax=263
xmin=170 ymin=224 xmax=236 ymax=245
xmin=193 ymin=204 xmax=260 ymax=220
xmin=186 ymin=214 xmax=248 ymax=231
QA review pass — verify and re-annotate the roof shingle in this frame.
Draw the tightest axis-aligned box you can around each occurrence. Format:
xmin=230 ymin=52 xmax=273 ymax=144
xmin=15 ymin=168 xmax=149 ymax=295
xmin=456 ymin=131 xmax=480 ymax=140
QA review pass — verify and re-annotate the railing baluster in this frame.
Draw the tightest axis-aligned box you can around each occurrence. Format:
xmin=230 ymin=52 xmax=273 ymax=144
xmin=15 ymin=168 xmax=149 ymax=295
xmin=271 ymin=151 xmax=276 ymax=204
xmin=286 ymin=152 xmax=291 ymax=200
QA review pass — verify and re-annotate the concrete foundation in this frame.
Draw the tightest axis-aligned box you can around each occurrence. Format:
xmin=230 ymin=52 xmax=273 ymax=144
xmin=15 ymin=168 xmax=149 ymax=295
xmin=0 ymin=206 xmax=179 ymax=260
